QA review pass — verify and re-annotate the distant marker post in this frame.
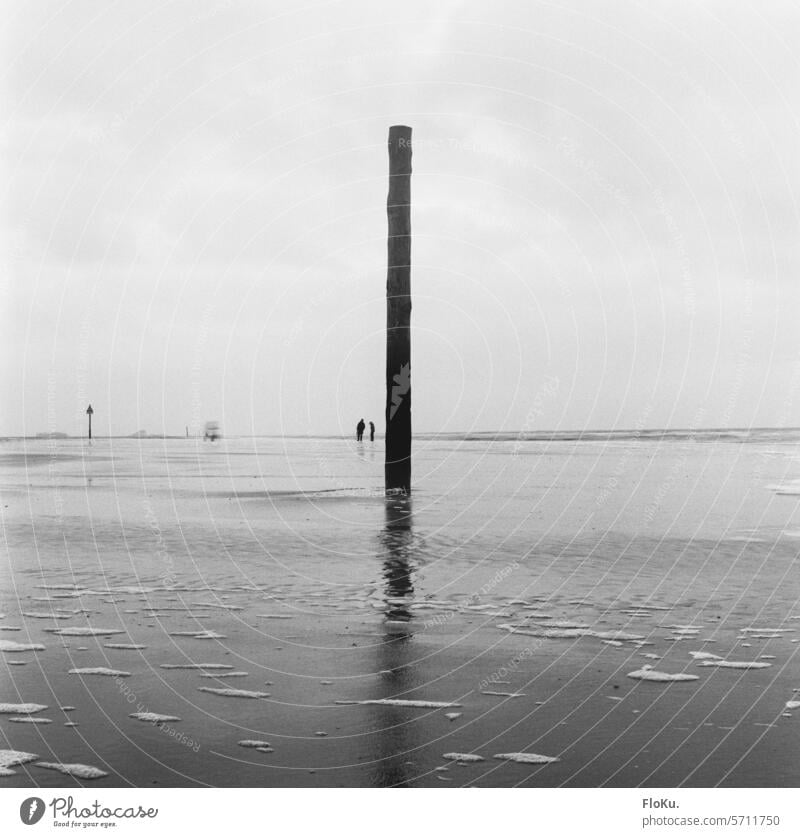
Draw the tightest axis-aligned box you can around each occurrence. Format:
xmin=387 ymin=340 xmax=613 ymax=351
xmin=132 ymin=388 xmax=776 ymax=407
xmin=385 ymin=125 xmax=412 ymax=495
xmin=86 ymin=404 xmax=93 ymax=440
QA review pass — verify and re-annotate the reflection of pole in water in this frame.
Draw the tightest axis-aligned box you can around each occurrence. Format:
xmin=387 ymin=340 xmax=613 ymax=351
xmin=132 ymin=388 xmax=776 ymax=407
xmin=370 ymin=496 xmax=417 ymax=787
xmin=381 ymin=496 xmax=414 ymax=630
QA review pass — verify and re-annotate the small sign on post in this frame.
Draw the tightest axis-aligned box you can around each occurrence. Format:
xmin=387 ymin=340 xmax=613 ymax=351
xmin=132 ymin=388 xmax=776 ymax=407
xmin=86 ymin=404 xmax=94 ymax=440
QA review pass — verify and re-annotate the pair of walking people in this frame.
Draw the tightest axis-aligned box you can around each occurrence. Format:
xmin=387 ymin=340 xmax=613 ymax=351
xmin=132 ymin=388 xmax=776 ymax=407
xmin=356 ymin=419 xmax=374 ymax=442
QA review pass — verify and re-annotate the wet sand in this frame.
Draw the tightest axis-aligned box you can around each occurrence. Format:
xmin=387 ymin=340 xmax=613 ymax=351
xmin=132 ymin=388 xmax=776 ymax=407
xmin=1 ymin=433 xmax=799 ymax=787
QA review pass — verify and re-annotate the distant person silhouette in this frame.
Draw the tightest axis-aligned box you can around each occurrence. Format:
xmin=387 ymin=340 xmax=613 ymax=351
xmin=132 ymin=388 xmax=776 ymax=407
xmin=369 ymin=421 xmax=375 ymax=442
xmin=356 ymin=418 xmax=365 ymax=442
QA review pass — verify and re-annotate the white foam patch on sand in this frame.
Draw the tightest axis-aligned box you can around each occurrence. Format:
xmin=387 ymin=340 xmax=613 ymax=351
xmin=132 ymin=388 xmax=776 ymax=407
xmin=335 ymin=699 xmax=462 ymax=708
xmin=198 ymin=687 xmax=270 ymax=699
xmin=499 ymin=623 xmax=646 ymax=642
xmin=741 ymin=634 xmax=783 ymax=640
xmin=0 ymin=703 xmax=48 ymax=714
xmin=238 ymin=740 xmax=273 ymax=752
xmin=643 ymin=653 xmax=661 ymax=660
xmin=35 ymin=584 xmax=86 ymax=590
xmin=64 ymin=722 xmax=79 ymax=728
xmin=47 ymin=628 xmax=125 ymax=636
xmin=740 ymin=628 xmax=794 ymax=633
xmin=160 ymin=663 xmax=234 ymax=670
xmin=129 ymin=712 xmax=182 ymax=723
xmin=445 ymin=712 xmax=462 ymax=721
xmin=0 ymin=750 xmax=39 ymax=776
xmin=541 ymin=621 xmax=592 ymax=629
xmin=786 ymin=701 xmax=800 ymax=710
xmin=169 ymin=631 xmax=226 ymax=640
xmin=698 ymin=660 xmax=772 ymax=669
xmin=35 ymin=762 xmax=108 ymax=779
xmin=69 ymin=668 xmax=131 ymax=677
xmin=22 ymin=611 xmax=74 ymax=619
xmin=628 ymin=604 xmax=672 ymax=611
xmin=104 ymin=644 xmax=147 ymax=650
xmin=199 ymin=671 xmax=249 ymax=678
xmin=499 ymin=626 xmax=583 ymax=639
xmin=689 ymin=651 xmax=722 ymax=660
xmin=8 ymin=717 xmax=52 ymax=724
xmin=443 ymin=753 xmax=484 ymax=762
xmin=493 ymin=752 xmax=560 ymax=764
xmin=627 ymin=665 xmax=699 ymax=682
xmin=0 ymin=640 xmax=45 ymax=652
xmin=256 ymin=614 xmax=294 ymax=619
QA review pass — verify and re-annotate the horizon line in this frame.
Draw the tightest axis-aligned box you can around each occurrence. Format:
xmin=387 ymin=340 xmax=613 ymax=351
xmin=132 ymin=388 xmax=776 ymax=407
xmin=4 ymin=425 xmax=800 ymax=442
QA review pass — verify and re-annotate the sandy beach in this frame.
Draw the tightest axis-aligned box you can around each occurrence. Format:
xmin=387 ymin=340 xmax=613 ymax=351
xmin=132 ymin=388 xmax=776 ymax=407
xmin=2 ymin=432 xmax=800 ymax=787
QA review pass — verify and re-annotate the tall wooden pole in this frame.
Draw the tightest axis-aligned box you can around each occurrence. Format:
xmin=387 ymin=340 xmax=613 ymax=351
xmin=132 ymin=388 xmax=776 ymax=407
xmin=385 ymin=126 xmax=412 ymax=494
xmin=86 ymin=404 xmax=93 ymax=440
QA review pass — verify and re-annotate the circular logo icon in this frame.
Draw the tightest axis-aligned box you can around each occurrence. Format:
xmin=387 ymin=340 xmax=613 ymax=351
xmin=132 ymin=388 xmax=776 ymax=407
xmin=20 ymin=798 xmax=45 ymax=825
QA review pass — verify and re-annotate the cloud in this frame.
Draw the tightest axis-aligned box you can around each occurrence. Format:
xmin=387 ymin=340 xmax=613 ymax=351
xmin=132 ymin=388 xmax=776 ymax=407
xmin=3 ymin=0 xmax=800 ymax=435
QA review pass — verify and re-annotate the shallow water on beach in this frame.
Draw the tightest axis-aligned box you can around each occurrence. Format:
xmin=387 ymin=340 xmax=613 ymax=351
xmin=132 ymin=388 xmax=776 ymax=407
xmin=1 ymin=433 xmax=799 ymax=787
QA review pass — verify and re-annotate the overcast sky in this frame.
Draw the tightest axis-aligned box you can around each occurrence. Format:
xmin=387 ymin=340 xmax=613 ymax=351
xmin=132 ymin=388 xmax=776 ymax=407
xmin=2 ymin=0 xmax=800 ymax=437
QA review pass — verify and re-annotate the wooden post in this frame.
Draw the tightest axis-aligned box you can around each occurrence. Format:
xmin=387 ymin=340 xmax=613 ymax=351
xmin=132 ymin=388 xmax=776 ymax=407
xmin=385 ymin=126 xmax=412 ymax=494
xmin=86 ymin=404 xmax=93 ymax=439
